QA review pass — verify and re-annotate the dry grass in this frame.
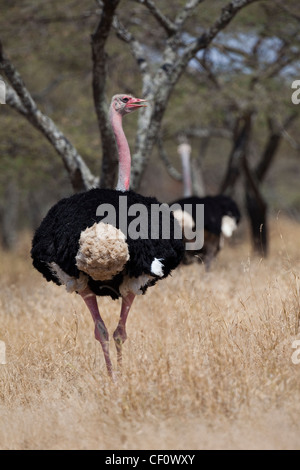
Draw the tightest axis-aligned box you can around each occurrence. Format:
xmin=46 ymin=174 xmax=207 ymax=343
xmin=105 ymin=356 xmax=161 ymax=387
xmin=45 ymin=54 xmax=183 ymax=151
xmin=0 ymin=216 xmax=300 ymax=450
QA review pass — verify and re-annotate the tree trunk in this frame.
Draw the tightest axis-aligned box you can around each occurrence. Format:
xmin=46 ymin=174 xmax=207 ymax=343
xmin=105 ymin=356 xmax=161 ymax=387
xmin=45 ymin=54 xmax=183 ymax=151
xmin=245 ymin=190 xmax=268 ymax=256
xmin=91 ymin=0 xmax=121 ymax=189
xmin=220 ymin=114 xmax=253 ymax=195
xmin=245 ymin=114 xmax=297 ymax=256
xmin=219 ymin=112 xmax=269 ymax=256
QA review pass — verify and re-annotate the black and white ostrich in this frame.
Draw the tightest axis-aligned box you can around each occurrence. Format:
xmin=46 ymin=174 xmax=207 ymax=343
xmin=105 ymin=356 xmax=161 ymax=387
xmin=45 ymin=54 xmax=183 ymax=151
xmin=172 ymin=143 xmax=241 ymax=270
xmin=31 ymin=94 xmax=184 ymax=378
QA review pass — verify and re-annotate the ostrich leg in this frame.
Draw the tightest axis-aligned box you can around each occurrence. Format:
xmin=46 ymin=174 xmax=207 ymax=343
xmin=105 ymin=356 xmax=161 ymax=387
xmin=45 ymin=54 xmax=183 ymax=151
xmin=80 ymin=287 xmax=113 ymax=378
xmin=113 ymin=292 xmax=135 ymax=368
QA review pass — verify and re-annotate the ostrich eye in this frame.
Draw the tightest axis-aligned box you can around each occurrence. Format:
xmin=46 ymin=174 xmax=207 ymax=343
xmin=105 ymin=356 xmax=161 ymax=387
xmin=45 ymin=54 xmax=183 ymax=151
xmin=121 ymin=97 xmax=129 ymax=103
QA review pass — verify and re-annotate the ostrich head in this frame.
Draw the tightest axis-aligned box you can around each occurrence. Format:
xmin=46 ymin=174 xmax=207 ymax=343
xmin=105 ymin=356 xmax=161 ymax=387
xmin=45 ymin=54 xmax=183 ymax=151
xmin=111 ymin=94 xmax=147 ymax=115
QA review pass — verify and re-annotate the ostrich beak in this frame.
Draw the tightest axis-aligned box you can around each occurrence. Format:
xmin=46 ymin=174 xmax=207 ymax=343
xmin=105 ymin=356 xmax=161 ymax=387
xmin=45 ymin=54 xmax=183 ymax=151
xmin=127 ymin=98 xmax=148 ymax=109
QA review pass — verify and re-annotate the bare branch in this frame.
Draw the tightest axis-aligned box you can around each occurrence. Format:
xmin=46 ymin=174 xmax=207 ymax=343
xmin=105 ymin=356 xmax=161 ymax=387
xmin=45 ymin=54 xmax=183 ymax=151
xmin=215 ymin=35 xmax=299 ymax=91
xmin=31 ymin=74 xmax=74 ymax=101
xmin=135 ymin=0 xmax=177 ymax=36
xmin=0 ymin=41 xmax=97 ymax=192
xmin=112 ymin=17 xmax=150 ymax=77
xmin=174 ymin=0 xmax=261 ymax=79
xmin=174 ymin=0 xmax=205 ymax=30
xmin=261 ymin=51 xmax=300 ymax=81
xmin=220 ymin=113 xmax=253 ymax=194
xmin=194 ymin=54 xmax=221 ymax=89
xmin=0 ymin=42 xmax=37 ymax=113
xmin=10 ymin=10 xmax=98 ymax=25
xmin=135 ymin=0 xmax=204 ymax=37
xmin=282 ymin=130 xmax=300 ymax=152
xmin=213 ymin=42 xmax=250 ymax=60
xmin=255 ymin=113 xmax=298 ymax=182
xmin=274 ymin=0 xmax=300 ymax=22
xmin=157 ymin=136 xmax=182 ymax=181
xmin=183 ymin=127 xmax=234 ymax=140
xmin=0 ymin=75 xmax=27 ymax=115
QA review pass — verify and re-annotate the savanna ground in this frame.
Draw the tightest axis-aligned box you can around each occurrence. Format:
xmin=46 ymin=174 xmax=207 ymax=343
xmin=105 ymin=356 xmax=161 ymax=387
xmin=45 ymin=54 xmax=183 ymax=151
xmin=0 ymin=216 xmax=300 ymax=450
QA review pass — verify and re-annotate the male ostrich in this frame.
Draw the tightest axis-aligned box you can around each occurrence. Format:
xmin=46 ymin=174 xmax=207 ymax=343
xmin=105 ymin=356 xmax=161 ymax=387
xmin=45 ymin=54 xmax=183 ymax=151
xmin=31 ymin=94 xmax=184 ymax=378
xmin=172 ymin=143 xmax=241 ymax=270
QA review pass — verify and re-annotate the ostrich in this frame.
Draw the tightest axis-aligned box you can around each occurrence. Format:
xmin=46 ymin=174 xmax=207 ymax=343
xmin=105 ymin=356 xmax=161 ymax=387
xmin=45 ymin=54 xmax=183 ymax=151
xmin=31 ymin=94 xmax=184 ymax=378
xmin=172 ymin=142 xmax=241 ymax=270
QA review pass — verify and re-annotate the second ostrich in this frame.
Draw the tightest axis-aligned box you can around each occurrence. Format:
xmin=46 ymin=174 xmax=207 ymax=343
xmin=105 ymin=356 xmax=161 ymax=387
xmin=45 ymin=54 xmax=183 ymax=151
xmin=31 ymin=94 xmax=184 ymax=378
xmin=172 ymin=143 xmax=241 ymax=270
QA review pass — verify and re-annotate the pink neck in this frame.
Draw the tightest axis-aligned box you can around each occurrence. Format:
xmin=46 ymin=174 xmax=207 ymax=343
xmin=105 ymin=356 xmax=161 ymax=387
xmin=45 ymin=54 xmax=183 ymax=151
xmin=110 ymin=107 xmax=131 ymax=192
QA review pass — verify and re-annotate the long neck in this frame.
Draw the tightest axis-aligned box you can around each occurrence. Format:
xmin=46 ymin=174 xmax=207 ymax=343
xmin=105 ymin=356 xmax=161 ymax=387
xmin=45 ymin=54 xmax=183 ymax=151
xmin=181 ymin=150 xmax=192 ymax=198
xmin=110 ymin=107 xmax=131 ymax=192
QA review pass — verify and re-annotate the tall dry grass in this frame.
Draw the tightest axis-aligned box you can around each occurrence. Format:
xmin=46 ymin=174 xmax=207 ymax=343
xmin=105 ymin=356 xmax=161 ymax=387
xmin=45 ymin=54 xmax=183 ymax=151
xmin=0 ymin=217 xmax=300 ymax=450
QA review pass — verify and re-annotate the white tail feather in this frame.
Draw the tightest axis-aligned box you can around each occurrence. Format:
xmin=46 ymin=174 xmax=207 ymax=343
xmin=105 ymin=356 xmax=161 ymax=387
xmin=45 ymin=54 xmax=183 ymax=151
xmin=151 ymin=258 xmax=164 ymax=277
xmin=221 ymin=216 xmax=237 ymax=238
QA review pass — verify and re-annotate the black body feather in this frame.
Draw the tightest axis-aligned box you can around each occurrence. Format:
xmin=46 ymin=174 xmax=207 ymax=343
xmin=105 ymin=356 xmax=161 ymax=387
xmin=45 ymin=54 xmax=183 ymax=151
xmin=173 ymin=195 xmax=241 ymax=235
xmin=31 ymin=188 xmax=185 ymax=299
xmin=172 ymin=194 xmax=241 ymax=268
